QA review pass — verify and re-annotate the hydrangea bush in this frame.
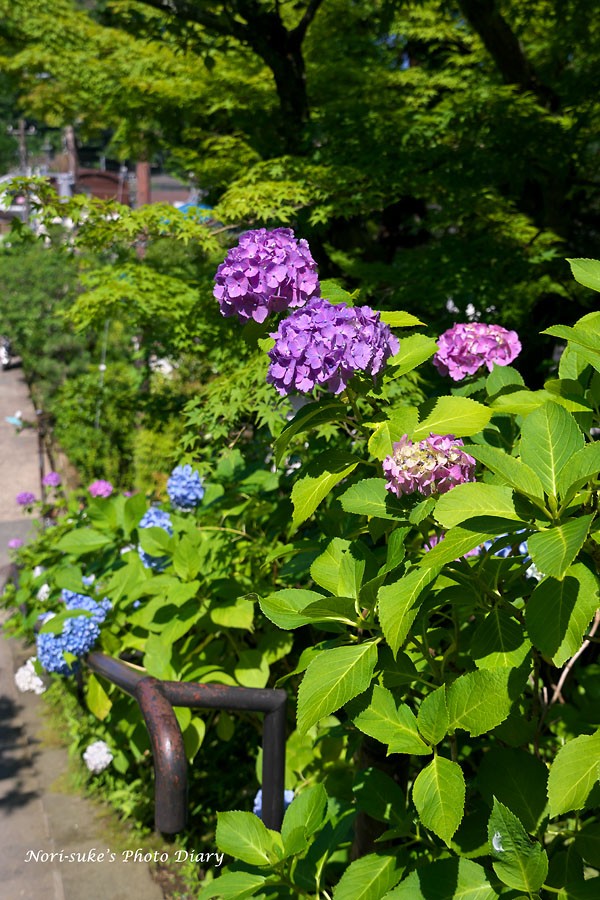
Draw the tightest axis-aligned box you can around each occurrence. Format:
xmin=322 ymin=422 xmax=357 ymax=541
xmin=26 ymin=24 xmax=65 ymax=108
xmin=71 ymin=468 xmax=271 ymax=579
xmin=3 ymin=236 xmax=600 ymax=900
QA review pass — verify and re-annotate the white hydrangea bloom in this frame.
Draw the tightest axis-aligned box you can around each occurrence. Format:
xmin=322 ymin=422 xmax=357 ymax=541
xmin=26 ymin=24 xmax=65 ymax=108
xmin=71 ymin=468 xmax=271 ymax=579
xmin=33 ymin=565 xmax=45 ymax=578
xmin=36 ymin=583 xmax=51 ymax=602
xmin=83 ymin=740 xmax=113 ymax=774
xmin=14 ymin=657 xmax=46 ymax=695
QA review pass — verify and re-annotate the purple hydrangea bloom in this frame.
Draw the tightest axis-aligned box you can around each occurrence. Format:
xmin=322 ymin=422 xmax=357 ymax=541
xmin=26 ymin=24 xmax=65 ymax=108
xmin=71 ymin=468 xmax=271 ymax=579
xmin=433 ymin=323 xmax=521 ymax=381
xmin=383 ymin=434 xmax=476 ymax=498
xmin=214 ymin=228 xmax=320 ymax=323
xmin=167 ymin=464 xmax=205 ymax=511
xmin=267 ymin=298 xmax=399 ymax=396
xmin=88 ymin=479 xmax=113 ymax=498
xmin=253 ymin=789 xmax=295 ymax=820
xmin=16 ymin=491 xmax=37 ymax=506
xmin=138 ymin=507 xmax=173 ymax=570
xmin=36 ymin=595 xmax=110 ymax=675
xmin=8 ymin=538 xmax=24 ymax=549
xmin=42 ymin=471 xmax=62 ymax=488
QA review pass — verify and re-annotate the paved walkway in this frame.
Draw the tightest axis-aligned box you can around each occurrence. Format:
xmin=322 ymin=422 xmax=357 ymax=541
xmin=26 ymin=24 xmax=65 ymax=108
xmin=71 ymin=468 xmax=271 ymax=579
xmin=0 ymin=366 xmax=165 ymax=900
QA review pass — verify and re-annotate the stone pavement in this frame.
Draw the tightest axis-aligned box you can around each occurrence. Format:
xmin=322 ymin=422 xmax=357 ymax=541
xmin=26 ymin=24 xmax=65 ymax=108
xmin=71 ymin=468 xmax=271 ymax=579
xmin=0 ymin=365 xmax=165 ymax=900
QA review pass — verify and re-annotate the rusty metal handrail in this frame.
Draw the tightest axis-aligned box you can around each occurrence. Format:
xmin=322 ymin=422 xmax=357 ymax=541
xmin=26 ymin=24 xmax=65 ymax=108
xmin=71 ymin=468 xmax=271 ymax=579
xmin=86 ymin=651 xmax=287 ymax=834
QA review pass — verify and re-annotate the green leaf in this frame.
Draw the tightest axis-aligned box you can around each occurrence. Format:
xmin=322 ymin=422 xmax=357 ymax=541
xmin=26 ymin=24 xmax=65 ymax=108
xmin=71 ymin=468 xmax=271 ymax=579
xmin=234 ymin=649 xmax=270 ymax=688
xmin=260 ymin=588 xmax=356 ymax=630
xmin=143 ymin=632 xmax=176 ymax=680
xmin=477 ymin=748 xmax=548 ymax=832
xmin=281 ymin=784 xmax=327 ymax=857
xmin=172 ymin=535 xmax=202 ymax=581
xmin=574 ymin=822 xmax=600 ymax=867
xmin=486 ymin=364 xmax=525 ymax=396
xmin=297 ymin=641 xmax=378 ymax=733
xmin=380 ymin=310 xmax=423 ymax=327
xmin=412 ymin=757 xmax=465 ymax=844
xmin=311 ymin=538 xmax=351 ymax=594
xmin=210 ymin=596 xmax=254 ymax=630
xmin=567 ymin=258 xmax=600 ymax=293
xmin=527 ymin=516 xmax=593 ymax=580
xmin=547 ymin=730 xmax=600 ymax=817
xmin=419 ymin=527 xmax=494 ymax=567
xmin=333 ymin=851 xmax=405 ymax=900
xmin=274 ymin=399 xmax=346 ymax=468
xmin=556 ymin=441 xmax=600 ymax=500
xmin=215 ymin=811 xmax=283 ymax=866
xmin=491 ymin=389 xmax=556 ymax=417
xmin=378 ymin=566 xmax=441 ymax=655
xmin=520 ymin=402 xmax=584 ymax=497
xmin=488 ymin=799 xmax=548 ymax=892
xmin=412 ymin=397 xmax=491 ymax=440
xmin=353 ymin=686 xmax=430 ymax=755
xmin=384 ymin=858 xmax=497 ymax=899
xmin=198 ymin=871 xmax=268 ymax=899
xmin=526 ymin=563 xmax=599 ymax=665
xmin=446 ymin=668 xmax=515 ymax=736
xmin=417 ymin=686 xmax=449 ymax=746
xmin=467 ymin=445 xmax=545 ymax=501
xmin=86 ymin=673 xmax=112 ymax=721
xmin=387 ymin=333 xmax=438 ymax=377
xmin=339 ymin=478 xmax=408 ymax=521
xmin=434 ymin=483 xmax=520 ymax=529
xmin=368 ymin=408 xmax=419 ymax=461
xmin=353 ymin=767 xmax=408 ymax=825
xmin=470 ymin=608 xmax=531 ymax=670
xmin=55 ymin=528 xmax=113 ymax=555
xmin=291 ymin=450 xmax=360 ymax=528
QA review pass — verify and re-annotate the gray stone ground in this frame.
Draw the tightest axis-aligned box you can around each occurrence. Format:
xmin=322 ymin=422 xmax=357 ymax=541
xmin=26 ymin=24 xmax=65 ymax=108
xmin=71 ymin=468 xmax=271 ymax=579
xmin=0 ymin=365 xmax=164 ymax=900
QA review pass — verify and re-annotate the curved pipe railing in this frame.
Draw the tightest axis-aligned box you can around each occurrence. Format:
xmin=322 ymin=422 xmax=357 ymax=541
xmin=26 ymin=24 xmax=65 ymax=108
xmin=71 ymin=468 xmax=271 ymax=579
xmin=85 ymin=651 xmax=287 ymax=834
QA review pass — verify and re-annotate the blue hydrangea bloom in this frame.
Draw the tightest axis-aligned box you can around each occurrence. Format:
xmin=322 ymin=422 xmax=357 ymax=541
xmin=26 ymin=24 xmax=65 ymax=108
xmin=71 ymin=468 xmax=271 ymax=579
xmin=253 ymin=789 xmax=295 ymax=820
xmin=138 ymin=507 xmax=173 ymax=570
xmin=167 ymin=464 xmax=205 ymax=511
xmin=36 ymin=595 xmax=110 ymax=675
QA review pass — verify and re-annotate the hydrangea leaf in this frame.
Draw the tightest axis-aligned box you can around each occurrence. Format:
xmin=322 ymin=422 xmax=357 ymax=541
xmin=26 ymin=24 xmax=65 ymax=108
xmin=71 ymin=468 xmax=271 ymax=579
xmin=419 ymin=526 xmax=495 ymax=567
xmin=488 ymin=799 xmax=548 ymax=892
xmin=310 ymin=538 xmax=351 ymax=594
xmin=339 ymin=478 xmax=408 ymax=521
xmin=333 ymin=851 xmax=405 ymax=900
xmin=368 ymin=408 xmax=419 ymax=460
xmin=556 ymin=441 xmax=600 ymax=500
xmin=412 ymin=396 xmax=491 ymax=440
xmin=86 ymin=673 xmax=112 ymax=721
xmin=417 ymin=686 xmax=449 ymax=746
xmin=273 ymin=398 xmax=347 ymax=468
xmin=478 ymin=748 xmax=548 ymax=833
xmin=55 ymin=528 xmax=113 ymax=555
xmin=486 ymin=364 xmax=525 ymax=396
xmin=520 ymin=402 xmax=584 ymax=497
xmin=525 ymin=562 xmax=599 ymax=665
xmin=291 ymin=450 xmax=360 ymax=528
xmin=412 ymin=757 xmax=465 ymax=844
xmin=566 ymin=258 xmax=600 ymax=293
xmin=353 ymin=685 xmax=430 ymax=755
xmin=466 ymin=444 xmax=545 ymax=502
xmin=260 ymin=589 xmax=356 ymax=630
xmin=216 ymin=810 xmax=284 ymax=867
xmin=470 ymin=608 xmax=532 ymax=670
xmin=378 ymin=566 xmax=441 ymax=655
xmin=384 ymin=858 xmax=497 ymax=899
xmin=281 ymin=783 xmax=327 ymax=857
xmin=353 ymin=767 xmax=408 ymax=826
xmin=547 ymin=730 xmax=600 ymax=817
xmin=446 ymin=668 xmax=516 ymax=736
xmin=297 ymin=641 xmax=378 ymax=733
xmin=434 ymin=483 xmax=520 ymax=529
xmin=527 ymin=516 xmax=593 ymax=580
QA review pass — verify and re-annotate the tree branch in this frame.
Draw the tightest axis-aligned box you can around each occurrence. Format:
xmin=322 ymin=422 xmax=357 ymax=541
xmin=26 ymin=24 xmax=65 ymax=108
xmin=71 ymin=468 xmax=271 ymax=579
xmin=292 ymin=0 xmax=325 ymax=44
xmin=458 ymin=0 xmax=559 ymax=110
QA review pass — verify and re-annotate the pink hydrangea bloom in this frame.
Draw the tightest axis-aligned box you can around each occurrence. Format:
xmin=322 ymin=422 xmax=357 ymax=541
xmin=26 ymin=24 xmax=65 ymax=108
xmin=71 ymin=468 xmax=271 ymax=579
xmin=433 ymin=323 xmax=521 ymax=381
xmin=42 ymin=471 xmax=61 ymax=488
xmin=88 ymin=480 xmax=113 ymax=498
xmin=383 ymin=434 xmax=476 ymax=498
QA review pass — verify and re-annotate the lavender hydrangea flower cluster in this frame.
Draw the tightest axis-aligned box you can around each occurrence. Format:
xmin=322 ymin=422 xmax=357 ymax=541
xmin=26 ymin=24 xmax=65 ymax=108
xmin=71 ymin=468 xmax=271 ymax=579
xmin=36 ymin=594 xmax=111 ymax=675
xmin=433 ymin=323 xmax=521 ymax=381
xmin=88 ymin=479 xmax=113 ymax=498
xmin=83 ymin=740 xmax=113 ymax=774
xmin=16 ymin=491 xmax=37 ymax=506
xmin=383 ymin=434 xmax=476 ymax=498
xmin=267 ymin=298 xmax=400 ymax=396
xmin=167 ymin=464 xmax=205 ymax=511
xmin=214 ymin=228 xmax=320 ymax=323
xmin=42 ymin=471 xmax=61 ymax=488
xmin=8 ymin=538 xmax=24 ymax=550
xmin=138 ymin=507 xmax=173 ymax=570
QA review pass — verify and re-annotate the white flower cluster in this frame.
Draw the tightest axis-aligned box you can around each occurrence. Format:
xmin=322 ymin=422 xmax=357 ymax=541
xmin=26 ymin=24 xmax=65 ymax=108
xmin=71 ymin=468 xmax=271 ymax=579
xmin=83 ymin=740 xmax=113 ymax=774
xmin=36 ymin=583 xmax=51 ymax=602
xmin=14 ymin=657 xmax=46 ymax=695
